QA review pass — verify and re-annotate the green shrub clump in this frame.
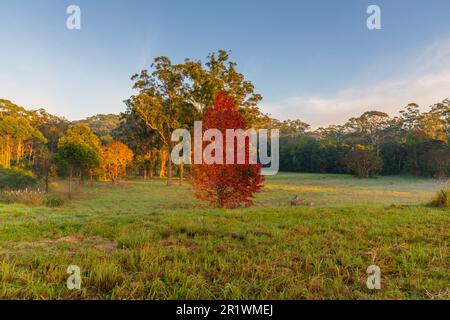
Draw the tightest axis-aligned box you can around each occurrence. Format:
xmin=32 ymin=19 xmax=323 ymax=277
xmin=0 ymin=168 xmax=37 ymax=190
xmin=44 ymin=194 xmax=68 ymax=208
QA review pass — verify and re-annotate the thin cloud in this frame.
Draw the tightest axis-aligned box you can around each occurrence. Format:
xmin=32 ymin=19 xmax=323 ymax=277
xmin=262 ymin=38 xmax=450 ymax=129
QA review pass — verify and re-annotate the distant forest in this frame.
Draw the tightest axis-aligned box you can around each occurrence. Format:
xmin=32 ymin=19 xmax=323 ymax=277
xmin=1 ymin=98 xmax=448 ymax=181
xmin=276 ymin=100 xmax=449 ymax=178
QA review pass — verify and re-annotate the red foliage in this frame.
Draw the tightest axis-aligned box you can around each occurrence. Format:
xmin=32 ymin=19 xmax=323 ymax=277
xmin=191 ymin=92 xmax=263 ymax=208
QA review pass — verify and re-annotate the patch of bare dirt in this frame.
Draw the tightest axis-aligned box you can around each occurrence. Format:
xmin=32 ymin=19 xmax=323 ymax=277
xmin=56 ymin=236 xmax=79 ymax=243
xmin=95 ymin=242 xmax=117 ymax=252
xmin=12 ymin=236 xmax=117 ymax=253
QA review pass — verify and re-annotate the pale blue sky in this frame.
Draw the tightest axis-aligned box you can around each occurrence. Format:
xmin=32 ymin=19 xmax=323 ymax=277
xmin=1 ymin=0 xmax=450 ymax=127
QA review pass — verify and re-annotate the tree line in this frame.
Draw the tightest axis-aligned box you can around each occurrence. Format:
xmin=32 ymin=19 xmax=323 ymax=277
xmin=277 ymin=101 xmax=449 ymax=178
xmin=0 ymin=98 xmax=134 ymax=194
xmin=1 ymin=50 xmax=449 ymax=194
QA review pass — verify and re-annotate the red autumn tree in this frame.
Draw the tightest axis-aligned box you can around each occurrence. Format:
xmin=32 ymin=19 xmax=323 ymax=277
xmin=191 ymin=92 xmax=263 ymax=209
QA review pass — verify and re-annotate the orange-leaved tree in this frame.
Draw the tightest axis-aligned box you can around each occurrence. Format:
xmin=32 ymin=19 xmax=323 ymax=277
xmin=191 ymin=92 xmax=263 ymax=208
xmin=101 ymin=141 xmax=133 ymax=183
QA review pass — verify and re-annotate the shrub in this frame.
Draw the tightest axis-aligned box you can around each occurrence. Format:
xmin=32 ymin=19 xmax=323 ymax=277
xmin=429 ymin=188 xmax=449 ymax=208
xmin=44 ymin=194 xmax=68 ymax=208
xmin=0 ymin=168 xmax=37 ymax=190
xmin=343 ymin=146 xmax=382 ymax=178
xmin=424 ymin=149 xmax=450 ymax=179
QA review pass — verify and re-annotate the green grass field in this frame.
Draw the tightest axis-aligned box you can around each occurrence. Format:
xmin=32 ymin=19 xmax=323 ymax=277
xmin=0 ymin=173 xmax=448 ymax=299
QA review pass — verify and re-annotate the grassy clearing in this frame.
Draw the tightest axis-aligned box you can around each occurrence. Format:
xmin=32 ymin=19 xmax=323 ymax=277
xmin=0 ymin=173 xmax=448 ymax=299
